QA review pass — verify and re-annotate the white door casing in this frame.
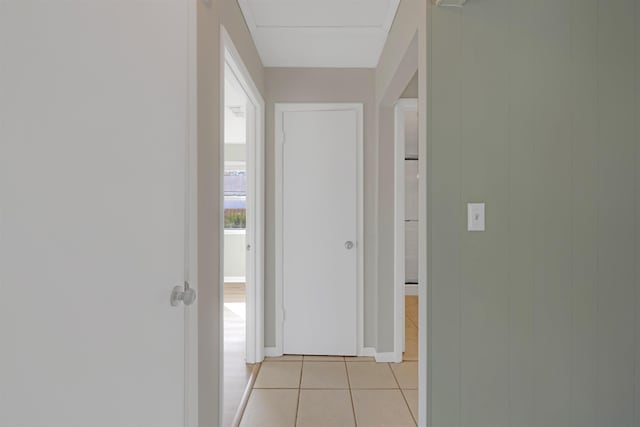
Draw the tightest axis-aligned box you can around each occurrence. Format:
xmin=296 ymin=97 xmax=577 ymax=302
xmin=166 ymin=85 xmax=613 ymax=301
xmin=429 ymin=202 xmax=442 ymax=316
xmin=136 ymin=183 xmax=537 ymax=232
xmin=221 ymin=26 xmax=266 ymax=365
xmin=0 ymin=2 xmax=197 ymax=426
xmin=274 ymin=104 xmax=364 ymax=356
xmin=394 ymin=99 xmax=419 ymax=363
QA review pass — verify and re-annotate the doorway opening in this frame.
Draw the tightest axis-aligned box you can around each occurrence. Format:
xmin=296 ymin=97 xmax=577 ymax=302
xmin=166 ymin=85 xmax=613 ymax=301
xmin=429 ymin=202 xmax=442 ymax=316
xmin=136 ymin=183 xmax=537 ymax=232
xmin=221 ymin=26 xmax=265 ymax=427
xmin=272 ymin=103 xmax=365 ymax=357
xmin=394 ymin=95 xmax=419 ymax=363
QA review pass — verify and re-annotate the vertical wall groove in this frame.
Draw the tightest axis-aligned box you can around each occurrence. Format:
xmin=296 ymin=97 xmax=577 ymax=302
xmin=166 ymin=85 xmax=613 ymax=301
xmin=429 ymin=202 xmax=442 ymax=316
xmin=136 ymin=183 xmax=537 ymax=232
xmin=635 ymin=0 xmax=640 ymax=423
xmin=595 ymin=2 xmax=601 ymax=426
xmin=457 ymin=7 xmax=463 ymax=426
xmin=505 ymin=0 xmax=513 ymax=425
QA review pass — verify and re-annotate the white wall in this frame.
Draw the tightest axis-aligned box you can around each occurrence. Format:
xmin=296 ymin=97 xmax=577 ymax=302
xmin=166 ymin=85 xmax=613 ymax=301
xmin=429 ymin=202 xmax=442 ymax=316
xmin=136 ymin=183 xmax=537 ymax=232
xmin=224 ymin=231 xmax=246 ymax=280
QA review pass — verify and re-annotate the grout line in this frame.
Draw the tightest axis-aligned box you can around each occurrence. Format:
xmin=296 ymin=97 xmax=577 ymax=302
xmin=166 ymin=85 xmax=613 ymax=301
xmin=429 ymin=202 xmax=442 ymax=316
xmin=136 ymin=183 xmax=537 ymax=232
xmin=389 ymin=363 xmax=418 ymax=426
xmin=400 ymin=389 xmax=419 ymax=427
xmin=388 ymin=362 xmax=403 ymax=390
xmin=345 ymin=359 xmax=358 ymax=426
xmin=293 ymin=358 xmax=304 ymax=426
xmin=254 ymin=387 xmax=415 ymax=391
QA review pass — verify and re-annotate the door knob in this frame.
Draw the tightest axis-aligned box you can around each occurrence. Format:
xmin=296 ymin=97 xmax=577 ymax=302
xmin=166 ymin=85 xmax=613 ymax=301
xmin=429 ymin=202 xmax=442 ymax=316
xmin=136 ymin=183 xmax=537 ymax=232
xmin=344 ymin=241 xmax=354 ymax=250
xmin=170 ymin=281 xmax=196 ymax=307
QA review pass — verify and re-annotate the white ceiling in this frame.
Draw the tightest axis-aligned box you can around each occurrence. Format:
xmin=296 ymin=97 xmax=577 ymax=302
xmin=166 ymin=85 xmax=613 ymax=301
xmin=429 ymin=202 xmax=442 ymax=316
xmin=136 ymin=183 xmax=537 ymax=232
xmin=238 ymin=0 xmax=400 ymax=68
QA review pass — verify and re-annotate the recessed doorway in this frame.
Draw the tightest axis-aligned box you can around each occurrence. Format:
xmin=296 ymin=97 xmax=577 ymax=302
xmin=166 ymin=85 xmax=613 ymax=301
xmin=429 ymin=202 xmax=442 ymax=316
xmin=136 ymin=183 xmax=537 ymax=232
xmin=394 ymin=97 xmax=419 ymax=363
xmin=273 ymin=103 xmax=365 ymax=357
xmin=221 ymin=26 xmax=265 ymax=427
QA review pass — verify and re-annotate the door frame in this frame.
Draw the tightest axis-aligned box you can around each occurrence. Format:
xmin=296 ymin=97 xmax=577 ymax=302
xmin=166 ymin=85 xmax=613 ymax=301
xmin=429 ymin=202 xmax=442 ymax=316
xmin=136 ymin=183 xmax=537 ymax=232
xmin=185 ymin=1 xmax=198 ymax=426
xmin=220 ymin=26 xmax=265 ymax=365
xmin=272 ymin=103 xmax=364 ymax=356
xmin=393 ymin=98 xmax=418 ymax=363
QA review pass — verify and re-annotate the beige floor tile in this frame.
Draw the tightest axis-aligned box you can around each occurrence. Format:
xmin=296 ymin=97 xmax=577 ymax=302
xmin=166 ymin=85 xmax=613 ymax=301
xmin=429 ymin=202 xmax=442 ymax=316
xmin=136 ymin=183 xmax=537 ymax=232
xmin=303 ymin=355 xmax=345 ymax=361
xmin=240 ymin=389 xmax=298 ymax=427
xmin=402 ymin=389 xmax=419 ymax=422
xmin=406 ymin=319 xmax=419 ymax=330
xmin=405 ymin=323 xmax=418 ymax=339
xmin=296 ymin=390 xmax=355 ymax=427
xmin=254 ymin=362 xmax=302 ymax=388
xmin=406 ymin=312 xmax=419 ymax=327
xmin=391 ymin=361 xmax=418 ymax=389
xmin=346 ymin=362 xmax=398 ymax=389
xmin=301 ymin=362 xmax=349 ymax=389
xmin=405 ymin=297 xmax=419 ymax=326
xmin=265 ymin=355 xmax=303 ymax=361
xmin=351 ymin=389 xmax=416 ymax=427
xmin=404 ymin=337 xmax=418 ymax=361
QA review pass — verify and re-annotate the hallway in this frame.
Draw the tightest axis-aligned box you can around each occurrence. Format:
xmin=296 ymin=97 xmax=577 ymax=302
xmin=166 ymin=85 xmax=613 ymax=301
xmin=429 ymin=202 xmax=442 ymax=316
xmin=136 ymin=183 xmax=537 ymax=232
xmin=240 ymin=356 xmax=418 ymax=427
xmin=237 ymin=298 xmax=420 ymax=426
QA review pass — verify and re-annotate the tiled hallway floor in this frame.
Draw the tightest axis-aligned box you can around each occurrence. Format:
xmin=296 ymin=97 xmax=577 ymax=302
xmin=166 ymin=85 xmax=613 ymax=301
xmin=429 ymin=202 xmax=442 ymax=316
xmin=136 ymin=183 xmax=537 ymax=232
xmin=238 ymin=296 xmax=420 ymax=426
xmin=240 ymin=356 xmax=418 ymax=427
xmin=223 ymin=283 xmax=254 ymax=426
xmin=404 ymin=296 xmax=418 ymax=361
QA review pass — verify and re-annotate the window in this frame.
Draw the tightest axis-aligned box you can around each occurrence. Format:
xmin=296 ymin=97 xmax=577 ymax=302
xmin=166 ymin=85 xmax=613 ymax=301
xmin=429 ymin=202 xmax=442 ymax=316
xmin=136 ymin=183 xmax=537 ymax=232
xmin=224 ymin=166 xmax=246 ymax=229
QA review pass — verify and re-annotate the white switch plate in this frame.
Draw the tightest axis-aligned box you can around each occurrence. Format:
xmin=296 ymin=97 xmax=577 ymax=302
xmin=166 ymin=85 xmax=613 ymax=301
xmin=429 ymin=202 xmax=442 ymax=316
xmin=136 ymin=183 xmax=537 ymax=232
xmin=467 ymin=203 xmax=485 ymax=231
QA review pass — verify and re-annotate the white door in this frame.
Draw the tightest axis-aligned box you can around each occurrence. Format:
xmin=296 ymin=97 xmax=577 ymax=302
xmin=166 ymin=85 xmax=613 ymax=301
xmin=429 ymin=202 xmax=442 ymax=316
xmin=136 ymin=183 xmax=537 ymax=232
xmin=281 ymin=107 xmax=359 ymax=356
xmin=0 ymin=3 xmax=193 ymax=427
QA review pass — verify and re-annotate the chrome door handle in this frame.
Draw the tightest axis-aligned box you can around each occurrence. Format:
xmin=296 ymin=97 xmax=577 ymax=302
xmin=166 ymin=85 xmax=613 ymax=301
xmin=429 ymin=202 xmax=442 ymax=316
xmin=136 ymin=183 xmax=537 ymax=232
xmin=170 ymin=281 xmax=196 ymax=307
xmin=344 ymin=241 xmax=354 ymax=250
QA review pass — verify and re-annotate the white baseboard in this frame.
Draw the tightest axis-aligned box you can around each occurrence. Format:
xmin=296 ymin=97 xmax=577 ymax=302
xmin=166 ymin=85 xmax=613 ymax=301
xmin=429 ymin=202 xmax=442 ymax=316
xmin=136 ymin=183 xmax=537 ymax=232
xmin=264 ymin=347 xmax=282 ymax=358
xmin=359 ymin=347 xmax=376 ymax=357
xmin=375 ymin=351 xmax=401 ymax=363
xmin=405 ymin=284 xmax=418 ymax=296
xmin=224 ymin=277 xmax=246 ymax=284
xmin=361 ymin=347 xmax=402 ymax=363
xmin=266 ymin=346 xmax=401 ymax=363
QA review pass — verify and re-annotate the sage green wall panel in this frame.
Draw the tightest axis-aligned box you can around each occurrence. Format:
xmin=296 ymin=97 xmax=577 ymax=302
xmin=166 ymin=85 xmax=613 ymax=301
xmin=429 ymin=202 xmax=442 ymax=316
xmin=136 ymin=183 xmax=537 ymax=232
xmin=429 ymin=6 xmax=462 ymax=426
xmin=377 ymin=106 xmax=396 ymax=352
xmin=636 ymin=3 xmax=640 ymax=424
xmin=459 ymin=0 xmax=509 ymax=425
xmin=636 ymin=0 xmax=640 ymax=422
xmin=531 ymin=1 xmax=574 ymax=425
xmin=569 ymin=0 xmax=599 ymax=425
xmin=428 ymin=0 xmax=640 ymax=425
xmin=596 ymin=1 xmax=637 ymax=424
xmin=505 ymin=1 xmax=539 ymax=425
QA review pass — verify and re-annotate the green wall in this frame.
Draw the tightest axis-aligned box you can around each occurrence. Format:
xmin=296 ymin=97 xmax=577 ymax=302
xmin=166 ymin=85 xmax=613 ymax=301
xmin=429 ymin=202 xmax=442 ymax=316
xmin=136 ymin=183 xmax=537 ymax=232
xmin=427 ymin=0 xmax=640 ymax=425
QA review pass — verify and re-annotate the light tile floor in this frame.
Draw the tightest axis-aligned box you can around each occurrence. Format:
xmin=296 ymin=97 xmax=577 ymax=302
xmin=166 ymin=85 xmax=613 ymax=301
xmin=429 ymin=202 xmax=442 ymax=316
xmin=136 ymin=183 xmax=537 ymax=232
xmin=404 ymin=296 xmax=418 ymax=361
xmin=240 ymin=356 xmax=418 ymax=427
xmin=223 ymin=283 xmax=255 ymax=427
xmin=239 ymin=296 xmax=420 ymax=426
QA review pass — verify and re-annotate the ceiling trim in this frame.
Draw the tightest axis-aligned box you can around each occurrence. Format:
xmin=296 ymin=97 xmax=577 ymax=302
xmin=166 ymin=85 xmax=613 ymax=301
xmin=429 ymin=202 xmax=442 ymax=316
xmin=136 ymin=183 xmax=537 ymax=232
xmin=381 ymin=0 xmax=400 ymax=34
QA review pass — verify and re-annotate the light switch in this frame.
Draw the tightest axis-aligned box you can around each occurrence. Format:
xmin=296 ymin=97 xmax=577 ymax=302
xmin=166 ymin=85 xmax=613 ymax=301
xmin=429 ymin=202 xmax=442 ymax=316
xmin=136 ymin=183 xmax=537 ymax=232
xmin=467 ymin=203 xmax=485 ymax=231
